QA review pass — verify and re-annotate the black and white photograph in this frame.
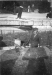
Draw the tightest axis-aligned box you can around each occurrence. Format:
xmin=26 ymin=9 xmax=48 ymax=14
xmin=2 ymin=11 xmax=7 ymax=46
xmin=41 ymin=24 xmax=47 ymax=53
xmin=0 ymin=0 xmax=52 ymax=75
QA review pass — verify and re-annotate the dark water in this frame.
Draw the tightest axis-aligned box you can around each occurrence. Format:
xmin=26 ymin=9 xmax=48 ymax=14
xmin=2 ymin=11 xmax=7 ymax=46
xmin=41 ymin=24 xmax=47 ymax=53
xmin=1 ymin=58 xmax=50 ymax=75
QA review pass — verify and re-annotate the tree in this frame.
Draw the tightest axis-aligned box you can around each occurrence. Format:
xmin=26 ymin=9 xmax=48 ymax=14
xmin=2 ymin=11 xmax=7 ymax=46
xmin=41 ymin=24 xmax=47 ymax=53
xmin=38 ymin=1 xmax=51 ymax=13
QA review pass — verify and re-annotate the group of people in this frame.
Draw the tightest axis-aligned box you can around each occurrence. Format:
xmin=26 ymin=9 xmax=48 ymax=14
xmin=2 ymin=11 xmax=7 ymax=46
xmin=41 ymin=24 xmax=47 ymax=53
xmin=14 ymin=27 xmax=40 ymax=48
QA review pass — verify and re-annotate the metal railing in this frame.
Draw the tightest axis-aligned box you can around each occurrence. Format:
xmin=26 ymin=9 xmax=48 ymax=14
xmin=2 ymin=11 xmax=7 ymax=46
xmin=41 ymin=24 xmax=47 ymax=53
xmin=0 ymin=30 xmax=22 ymax=35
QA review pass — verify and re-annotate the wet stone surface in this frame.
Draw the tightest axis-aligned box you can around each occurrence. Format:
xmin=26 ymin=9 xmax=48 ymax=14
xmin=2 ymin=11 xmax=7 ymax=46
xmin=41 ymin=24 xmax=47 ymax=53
xmin=0 ymin=47 xmax=51 ymax=75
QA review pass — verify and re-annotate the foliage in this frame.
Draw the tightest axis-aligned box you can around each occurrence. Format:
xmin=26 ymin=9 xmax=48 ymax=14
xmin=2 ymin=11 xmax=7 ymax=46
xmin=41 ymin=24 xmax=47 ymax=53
xmin=1 ymin=31 xmax=52 ymax=47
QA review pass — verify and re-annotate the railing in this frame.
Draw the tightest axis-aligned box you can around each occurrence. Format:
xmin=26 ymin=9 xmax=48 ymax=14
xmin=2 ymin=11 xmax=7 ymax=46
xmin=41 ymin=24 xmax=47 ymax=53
xmin=0 ymin=18 xmax=52 ymax=35
xmin=0 ymin=18 xmax=52 ymax=26
xmin=0 ymin=30 xmax=24 ymax=35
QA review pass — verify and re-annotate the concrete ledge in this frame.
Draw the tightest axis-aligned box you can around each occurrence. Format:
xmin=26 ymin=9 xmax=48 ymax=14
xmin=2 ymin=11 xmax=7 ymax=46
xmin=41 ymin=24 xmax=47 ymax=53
xmin=0 ymin=18 xmax=52 ymax=26
xmin=0 ymin=19 xmax=33 ymax=25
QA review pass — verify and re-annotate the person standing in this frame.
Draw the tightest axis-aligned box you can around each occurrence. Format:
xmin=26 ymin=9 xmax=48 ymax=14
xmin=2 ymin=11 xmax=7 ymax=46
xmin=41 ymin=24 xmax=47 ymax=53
xmin=17 ymin=6 xmax=23 ymax=19
xmin=32 ymin=4 xmax=34 ymax=12
xmin=29 ymin=28 xmax=40 ymax=48
xmin=28 ymin=5 xmax=30 ymax=12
